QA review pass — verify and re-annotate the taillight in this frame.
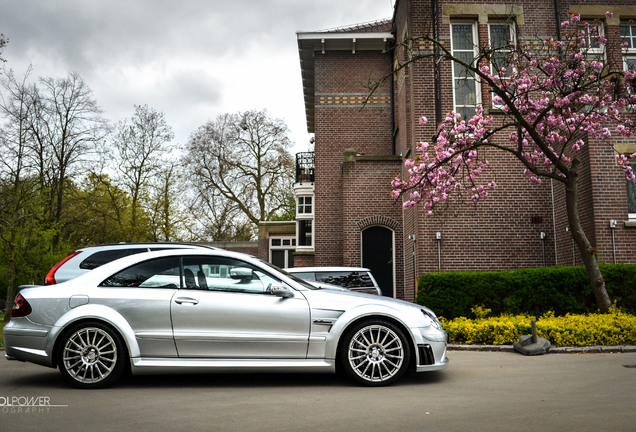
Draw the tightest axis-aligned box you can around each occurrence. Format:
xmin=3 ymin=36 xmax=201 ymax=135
xmin=45 ymin=251 xmax=82 ymax=285
xmin=11 ymin=293 xmax=32 ymax=318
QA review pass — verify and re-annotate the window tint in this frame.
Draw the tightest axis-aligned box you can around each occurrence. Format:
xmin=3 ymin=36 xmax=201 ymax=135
xmin=80 ymin=248 xmax=149 ymax=270
xmin=182 ymin=256 xmax=280 ymax=294
xmin=315 ymin=271 xmax=374 ymax=289
xmin=100 ymin=257 xmax=180 ymax=288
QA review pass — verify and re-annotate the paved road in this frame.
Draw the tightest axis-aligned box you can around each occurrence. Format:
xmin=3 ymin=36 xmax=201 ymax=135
xmin=1 ymin=350 xmax=634 ymax=431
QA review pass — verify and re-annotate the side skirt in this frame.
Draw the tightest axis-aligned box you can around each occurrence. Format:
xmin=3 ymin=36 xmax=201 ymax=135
xmin=130 ymin=358 xmax=336 ymax=375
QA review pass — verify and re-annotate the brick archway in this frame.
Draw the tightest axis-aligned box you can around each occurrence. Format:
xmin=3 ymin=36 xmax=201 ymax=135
xmin=356 ymin=215 xmax=400 ymax=232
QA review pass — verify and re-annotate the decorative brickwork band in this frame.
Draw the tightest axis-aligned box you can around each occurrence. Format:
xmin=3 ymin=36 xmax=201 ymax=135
xmin=357 ymin=215 xmax=400 ymax=232
xmin=316 ymin=93 xmax=391 ymax=107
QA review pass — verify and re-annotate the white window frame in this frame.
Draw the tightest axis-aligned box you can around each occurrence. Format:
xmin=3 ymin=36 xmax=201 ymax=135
xmin=622 ymin=22 xmax=636 ymax=73
xmin=297 ymin=195 xmax=313 ymax=216
xmin=269 ymin=236 xmax=296 ymax=268
xmin=578 ymin=21 xmax=605 ymax=61
xmin=488 ymin=21 xmax=516 ymax=109
xmin=450 ymin=21 xmax=481 ymax=121
xmin=296 ymin=219 xmax=314 ymax=251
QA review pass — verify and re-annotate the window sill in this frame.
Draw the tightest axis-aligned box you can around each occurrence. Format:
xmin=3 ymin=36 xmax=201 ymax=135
xmin=293 ymin=248 xmax=315 ymax=255
xmin=624 ymin=220 xmax=636 ymax=228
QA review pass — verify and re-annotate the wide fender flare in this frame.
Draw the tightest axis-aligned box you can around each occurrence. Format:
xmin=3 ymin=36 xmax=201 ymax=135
xmin=323 ymin=303 xmax=422 ymax=359
xmin=49 ymin=304 xmax=141 ymax=360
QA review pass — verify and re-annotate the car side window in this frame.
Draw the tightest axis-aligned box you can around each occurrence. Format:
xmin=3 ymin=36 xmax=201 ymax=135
xmin=100 ymin=257 xmax=181 ymax=288
xmin=182 ymin=256 xmax=280 ymax=294
xmin=80 ymin=248 xmax=149 ymax=270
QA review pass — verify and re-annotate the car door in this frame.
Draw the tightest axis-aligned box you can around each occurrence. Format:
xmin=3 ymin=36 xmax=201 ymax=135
xmin=171 ymin=255 xmax=311 ymax=358
xmin=99 ymin=256 xmax=181 ymax=357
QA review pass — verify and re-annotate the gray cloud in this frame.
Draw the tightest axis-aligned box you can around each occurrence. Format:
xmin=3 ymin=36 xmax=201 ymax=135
xmin=0 ymin=0 xmax=394 ymax=148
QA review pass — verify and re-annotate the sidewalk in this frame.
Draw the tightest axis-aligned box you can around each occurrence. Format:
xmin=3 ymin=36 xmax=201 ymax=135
xmin=448 ymin=343 xmax=636 ymax=353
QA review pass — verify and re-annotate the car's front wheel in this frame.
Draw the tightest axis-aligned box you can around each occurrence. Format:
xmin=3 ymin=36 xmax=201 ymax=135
xmin=339 ymin=320 xmax=410 ymax=386
xmin=57 ymin=321 xmax=126 ymax=389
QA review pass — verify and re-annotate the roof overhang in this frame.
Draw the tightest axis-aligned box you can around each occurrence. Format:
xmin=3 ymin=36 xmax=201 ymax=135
xmin=297 ymin=31 xmax=394 ymax=133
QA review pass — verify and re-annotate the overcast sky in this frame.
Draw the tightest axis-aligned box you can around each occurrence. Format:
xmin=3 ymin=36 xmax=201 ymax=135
xmin=0 ymin=0 xmax=395 ymax=153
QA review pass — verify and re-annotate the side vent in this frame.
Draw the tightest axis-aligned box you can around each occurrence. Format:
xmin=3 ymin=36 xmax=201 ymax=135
xmin=418 ymin=344 xmax=435 ymax=365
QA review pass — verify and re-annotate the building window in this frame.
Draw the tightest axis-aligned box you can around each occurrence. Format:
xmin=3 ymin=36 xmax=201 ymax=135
xmin=270 ymin=236 xmax=296 ymax=268
xmin=621 ymin=22 xmax=636 ymax=73
xmin=628 ymin=162 xmax=636 ymax=219
xmin=451 ymin=22 xmax=480 ymax=120
xmin=488 ymin=21 xmax=515 ymax=108
xmin=297 ymin=219 xmax=313 ymax=248
xmin=297 ymin=196 xmax=313 ymax=215
xmin=577 ymin=21 xmax=605 ymax=59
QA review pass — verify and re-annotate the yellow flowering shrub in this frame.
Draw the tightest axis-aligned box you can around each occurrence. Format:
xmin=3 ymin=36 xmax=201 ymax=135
xmin=439 ymin=308 xmax=636 ymax=346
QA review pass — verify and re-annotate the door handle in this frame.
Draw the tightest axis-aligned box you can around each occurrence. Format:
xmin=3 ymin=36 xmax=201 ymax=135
xmin=174 ymin=297 xmax=199 ymax=305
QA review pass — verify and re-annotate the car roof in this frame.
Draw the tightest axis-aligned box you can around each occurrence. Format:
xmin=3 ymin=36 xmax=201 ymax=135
xmin=75 ymin=242 xmax=217 ymax=251
xmin=286 ymin=267 xmax=371 ymax=272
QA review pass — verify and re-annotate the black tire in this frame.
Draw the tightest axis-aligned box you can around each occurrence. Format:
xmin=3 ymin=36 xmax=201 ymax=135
xmin=339 ymin=319 xmax=410 ymax=386
xmin=56 ymin=321 xmax=126 ymax=389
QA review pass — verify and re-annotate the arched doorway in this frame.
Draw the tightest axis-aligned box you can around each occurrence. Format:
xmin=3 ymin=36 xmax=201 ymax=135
xmin=362 ymin=226 xmax=394 ymax=297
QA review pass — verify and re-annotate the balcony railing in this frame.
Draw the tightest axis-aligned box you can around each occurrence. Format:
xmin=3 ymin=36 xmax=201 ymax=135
xmin=295 ymin=152 xmax=315 ymax=184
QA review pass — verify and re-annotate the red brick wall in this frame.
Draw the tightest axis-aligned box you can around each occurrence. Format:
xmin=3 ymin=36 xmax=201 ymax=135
xmin=390 ymin=0 xmax=636 ymax=296
xmin=313 ymin=52 xmax=394 ymax=268
xmin=308 ymin=0 xmax=636 ymax=301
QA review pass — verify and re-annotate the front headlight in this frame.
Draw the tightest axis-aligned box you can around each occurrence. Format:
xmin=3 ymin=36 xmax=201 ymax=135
xmin=421 ymin=309 xmax=442 ymax=330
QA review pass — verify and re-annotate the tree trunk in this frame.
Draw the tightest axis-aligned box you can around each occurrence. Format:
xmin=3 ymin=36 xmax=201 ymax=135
xmin=564 ymin=174 xmax=612 ymax=313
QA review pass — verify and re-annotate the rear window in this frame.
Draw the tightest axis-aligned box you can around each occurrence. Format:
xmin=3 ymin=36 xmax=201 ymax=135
xmin=315 ymin=271 xmax=374 ymax=289
xmin=79 ymin=248 xmax=149 ymax=270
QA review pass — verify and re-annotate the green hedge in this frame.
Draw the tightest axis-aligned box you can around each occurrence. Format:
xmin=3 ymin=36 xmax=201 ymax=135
xmin=416 ymin=264 xmax=636 ymax=319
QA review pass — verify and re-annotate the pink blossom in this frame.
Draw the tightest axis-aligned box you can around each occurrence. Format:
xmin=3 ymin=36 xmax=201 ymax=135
xmin=590 ymin=61 xmax=604 ymax=71
xmin=419 ymin=116 xmax=428 ymax=125
xmin=391 ymin=13 xmax=636 ymax=215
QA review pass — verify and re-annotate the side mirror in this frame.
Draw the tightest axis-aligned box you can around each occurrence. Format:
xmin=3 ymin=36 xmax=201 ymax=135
xmin=270 ymin=284 xmax=294 ymax=298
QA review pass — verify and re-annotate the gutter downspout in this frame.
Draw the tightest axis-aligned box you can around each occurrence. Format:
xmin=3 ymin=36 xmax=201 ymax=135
xmin=553 ymin=0 xmax=562 ymax=41
xmin=552 ymin=0 xmax=561 ymax=265
xmin=432 ymin=0 xmax=442 ymax=126
xmin=391 ymin=31 xmax=397 ymax=155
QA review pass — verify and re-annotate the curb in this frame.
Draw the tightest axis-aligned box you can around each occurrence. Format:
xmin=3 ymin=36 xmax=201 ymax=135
xmin=448 ymin=344 xmax=636 ymax=353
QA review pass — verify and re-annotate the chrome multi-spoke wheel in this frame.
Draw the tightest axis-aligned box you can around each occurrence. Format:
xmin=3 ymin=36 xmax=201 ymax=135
xmin=340 ymin=320 xmax=410 ymax=386
xmin=58 ymin=322 xmax=125 ymax=388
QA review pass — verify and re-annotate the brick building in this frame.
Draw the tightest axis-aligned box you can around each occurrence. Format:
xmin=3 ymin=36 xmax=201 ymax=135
xmin=285 ymin=0 xmax=636 ymax=300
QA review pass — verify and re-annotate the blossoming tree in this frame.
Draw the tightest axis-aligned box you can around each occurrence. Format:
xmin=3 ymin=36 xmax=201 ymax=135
xmin=391 ymin=12 xmax=636 ymax=313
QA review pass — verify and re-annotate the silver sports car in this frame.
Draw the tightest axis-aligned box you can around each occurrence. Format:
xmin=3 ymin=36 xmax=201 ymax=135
xmin=4 ymin=249 xmax=448 ymax=388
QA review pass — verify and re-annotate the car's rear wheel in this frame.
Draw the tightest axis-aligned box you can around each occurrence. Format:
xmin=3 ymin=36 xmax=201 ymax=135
xmin=339 ymin=320 xmax=410 ymax=386
xmin=57 ymin=321 xmax=126 ymax=389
